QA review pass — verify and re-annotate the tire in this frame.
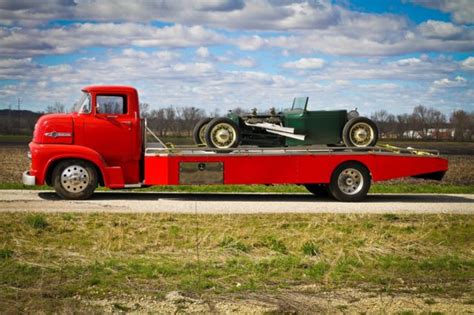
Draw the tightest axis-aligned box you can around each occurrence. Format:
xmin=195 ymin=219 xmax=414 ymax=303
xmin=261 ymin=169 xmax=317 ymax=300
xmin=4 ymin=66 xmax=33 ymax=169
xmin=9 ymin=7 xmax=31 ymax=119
xmin=204 ymin=117 xmax=241 ymax=150
xmin=52 ymin=159 xmax=98 ymax=200
xmin=342 ymin=117 xmax=378 ymax=147
xmin=328 ymin=162 xmax=371 ymax=202
xmin=192 ymin=118 xmax=212 ymax=146
xmin=304 ymin=184 xmax=329 ymax=197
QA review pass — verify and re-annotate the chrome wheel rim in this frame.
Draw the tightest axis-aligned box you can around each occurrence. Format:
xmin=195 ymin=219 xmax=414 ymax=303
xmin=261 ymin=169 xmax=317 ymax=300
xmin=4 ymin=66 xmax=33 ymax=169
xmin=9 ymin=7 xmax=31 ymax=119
xmin=61 ymin=165 xmax=90 ymax=193
xmin=349 ymin=122 xmax=374 ymax=147
xmin=199 ymin=123 xmax=208 ymax=144
xmin=337 ymin=168 xmax=363 ymax=195
xmin=210 ymin=123 xmax=236 ymax=148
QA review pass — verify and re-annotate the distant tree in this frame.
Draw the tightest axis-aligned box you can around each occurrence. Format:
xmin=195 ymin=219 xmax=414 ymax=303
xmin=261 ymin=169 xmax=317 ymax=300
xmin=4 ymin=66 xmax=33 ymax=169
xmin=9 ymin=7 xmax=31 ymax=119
xmin=140 ymin=103 xmax=150 ymax=118
xmin=395 ymin=114 xmax=410 ymax=139
xmin=46 ymin=102 xmax=65 ymax=113
xmin=450 ymin=110 xmax=471 ymax=141
xmin=371 ymin=110 xmax=395 ymax=138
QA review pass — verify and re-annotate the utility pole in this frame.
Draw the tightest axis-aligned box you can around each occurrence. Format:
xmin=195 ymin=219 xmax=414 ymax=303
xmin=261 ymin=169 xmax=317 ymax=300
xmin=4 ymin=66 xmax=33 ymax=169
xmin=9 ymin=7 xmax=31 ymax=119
xmin=17 ymin=97 xmax=21 ymax=133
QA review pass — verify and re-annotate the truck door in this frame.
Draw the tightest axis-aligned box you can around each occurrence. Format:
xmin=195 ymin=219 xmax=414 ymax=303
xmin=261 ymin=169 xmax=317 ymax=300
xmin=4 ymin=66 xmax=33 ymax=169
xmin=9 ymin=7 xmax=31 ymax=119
xmin=84 ymin=94 xmax=140 ymax=183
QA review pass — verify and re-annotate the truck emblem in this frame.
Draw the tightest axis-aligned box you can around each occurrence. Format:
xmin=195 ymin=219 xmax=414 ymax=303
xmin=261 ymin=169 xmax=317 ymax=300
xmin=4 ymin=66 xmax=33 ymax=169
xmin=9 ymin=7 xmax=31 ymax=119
xmin=44 ymin=131 xmax=72 ymax=138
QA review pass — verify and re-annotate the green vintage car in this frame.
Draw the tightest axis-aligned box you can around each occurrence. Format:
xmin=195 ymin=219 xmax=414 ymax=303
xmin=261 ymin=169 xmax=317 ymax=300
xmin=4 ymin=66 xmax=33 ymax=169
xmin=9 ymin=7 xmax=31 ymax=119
xmin=193 ymin=97 xmax=378 ymax=149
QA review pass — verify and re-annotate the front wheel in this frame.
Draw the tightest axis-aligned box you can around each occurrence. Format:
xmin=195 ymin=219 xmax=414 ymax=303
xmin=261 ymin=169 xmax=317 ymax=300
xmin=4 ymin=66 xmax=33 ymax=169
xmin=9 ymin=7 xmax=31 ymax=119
xmin=328 ymin=162 xmax=371 ymax=202
xmin=204 ymin=117 xmax=241 ymax=150
xmin=52 ymin=159 xmax=98 ymax=200
xmin=342 ymin=117 xmax=378 ymax=147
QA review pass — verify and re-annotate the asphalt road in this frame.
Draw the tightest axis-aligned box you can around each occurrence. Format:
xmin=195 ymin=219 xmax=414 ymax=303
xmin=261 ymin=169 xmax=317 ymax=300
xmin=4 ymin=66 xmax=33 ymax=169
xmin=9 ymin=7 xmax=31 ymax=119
xmin=0 ymin=190 xmax=473 ymax=214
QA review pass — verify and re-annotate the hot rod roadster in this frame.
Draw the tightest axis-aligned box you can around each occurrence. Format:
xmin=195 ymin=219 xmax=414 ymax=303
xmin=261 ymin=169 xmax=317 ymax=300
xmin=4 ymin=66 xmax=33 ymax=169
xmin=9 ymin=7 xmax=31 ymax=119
xmin=193 ymin=97 xmax=378 ymax=149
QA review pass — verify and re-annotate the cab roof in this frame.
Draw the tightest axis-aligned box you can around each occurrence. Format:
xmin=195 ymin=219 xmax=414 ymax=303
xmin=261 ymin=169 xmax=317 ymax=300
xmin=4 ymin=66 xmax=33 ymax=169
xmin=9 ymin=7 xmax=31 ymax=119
xmin=82 ymin=85 xmax=137 ymax=93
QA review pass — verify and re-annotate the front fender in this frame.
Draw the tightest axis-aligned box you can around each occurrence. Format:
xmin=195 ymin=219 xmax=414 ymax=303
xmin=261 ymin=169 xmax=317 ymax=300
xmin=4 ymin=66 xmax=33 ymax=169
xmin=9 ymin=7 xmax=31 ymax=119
xmin=30 ymin=142 xmax=125 ymax=187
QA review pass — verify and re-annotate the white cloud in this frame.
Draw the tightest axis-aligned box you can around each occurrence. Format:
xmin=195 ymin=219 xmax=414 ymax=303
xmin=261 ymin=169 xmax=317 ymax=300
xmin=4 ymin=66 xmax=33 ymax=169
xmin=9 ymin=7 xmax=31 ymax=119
xmin=418 ymin=20 xmax=463 ymax=39
xmin=196 ymin=47 xmax=211 ymax=58
xmin=0 ymin=23 xmax=224 ymax=57
xmin=233 ymin=57 xmax=256 ymax=68
xmin=433 ymin=76 xmax=467 ymax=87
xmin=410 ymin=0 xmax=474 ymax=24
xmin=461 ymin=56 xmax=474 ymax=70
xmin=283 ymin=58 xmax=325 ymax=69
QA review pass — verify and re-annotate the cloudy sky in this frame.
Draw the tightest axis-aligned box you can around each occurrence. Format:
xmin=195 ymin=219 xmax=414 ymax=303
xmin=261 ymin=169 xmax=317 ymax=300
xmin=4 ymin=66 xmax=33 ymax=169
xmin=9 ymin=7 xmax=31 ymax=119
xmin=0 ymin=0 xmax=473 ymax=116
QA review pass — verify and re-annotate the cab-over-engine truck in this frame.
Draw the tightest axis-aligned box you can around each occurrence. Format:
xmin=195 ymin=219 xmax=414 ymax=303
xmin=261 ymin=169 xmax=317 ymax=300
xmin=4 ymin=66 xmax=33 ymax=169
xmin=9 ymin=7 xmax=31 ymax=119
xmin=23 ymin=86 xmax=448 ymax=202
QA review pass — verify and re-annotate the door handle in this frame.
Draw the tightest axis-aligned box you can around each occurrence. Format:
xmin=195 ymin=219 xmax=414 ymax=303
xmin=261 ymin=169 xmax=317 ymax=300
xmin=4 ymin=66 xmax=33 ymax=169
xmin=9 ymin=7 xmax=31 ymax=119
xmin=121 ymin=121 xmax=132 ymax=126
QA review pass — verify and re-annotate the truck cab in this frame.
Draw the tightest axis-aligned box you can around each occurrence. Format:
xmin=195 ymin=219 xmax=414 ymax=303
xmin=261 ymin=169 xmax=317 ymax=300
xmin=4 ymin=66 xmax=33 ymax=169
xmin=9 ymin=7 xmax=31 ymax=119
xmin=23 ymin=86 xmax=143 ymax=199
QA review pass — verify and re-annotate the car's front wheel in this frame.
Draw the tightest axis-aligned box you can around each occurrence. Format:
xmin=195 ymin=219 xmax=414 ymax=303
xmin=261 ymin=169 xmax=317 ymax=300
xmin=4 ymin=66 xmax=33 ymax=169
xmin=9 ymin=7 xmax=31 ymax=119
xmin=52 ymin=159 xmax=98 ymax=200
xmin=204 ymin=117 xmax=241 ymax=150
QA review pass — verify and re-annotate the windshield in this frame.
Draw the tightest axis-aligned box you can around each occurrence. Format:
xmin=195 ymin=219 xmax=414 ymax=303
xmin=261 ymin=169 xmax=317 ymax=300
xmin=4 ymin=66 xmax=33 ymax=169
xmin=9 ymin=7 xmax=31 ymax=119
xmin=71 ymin=92 xmax=91 ymax=113
xmin=291 ymin=97 xmax=308 ymax=111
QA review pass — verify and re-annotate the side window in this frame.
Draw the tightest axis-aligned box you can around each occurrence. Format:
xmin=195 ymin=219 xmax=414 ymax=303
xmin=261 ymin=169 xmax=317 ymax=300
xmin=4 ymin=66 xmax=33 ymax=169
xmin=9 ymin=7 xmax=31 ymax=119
xmin=96 ymin=95 xmax=127 ymax=115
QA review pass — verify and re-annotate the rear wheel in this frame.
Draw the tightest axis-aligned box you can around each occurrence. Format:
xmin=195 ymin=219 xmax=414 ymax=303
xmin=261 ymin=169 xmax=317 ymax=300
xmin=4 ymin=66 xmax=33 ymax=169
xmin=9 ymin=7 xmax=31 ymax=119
xmin=52 ymin=159 xmax=98 ymax=200
xmin=204 ymin=117 xmax=241 ymax=150
xmin=328 ymin=162 xmax=371 ymax=202
xmin=342 ymin=117 xmax=378 ymax=147
xmin=192 ymin=118 xmax=212 ymax=146
xmin=304 ymin=184 xmax=329 ymax=197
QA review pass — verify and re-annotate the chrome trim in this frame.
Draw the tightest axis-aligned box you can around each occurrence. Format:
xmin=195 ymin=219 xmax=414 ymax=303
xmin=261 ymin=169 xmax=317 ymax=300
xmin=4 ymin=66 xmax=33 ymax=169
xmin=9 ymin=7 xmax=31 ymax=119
xmin=124 ymin=183 xmax=142 ymax=188
xmin=22 ymin=171 xmax=35 ymax=186
xmin=44 ymin=131 xmax=72 ymax=138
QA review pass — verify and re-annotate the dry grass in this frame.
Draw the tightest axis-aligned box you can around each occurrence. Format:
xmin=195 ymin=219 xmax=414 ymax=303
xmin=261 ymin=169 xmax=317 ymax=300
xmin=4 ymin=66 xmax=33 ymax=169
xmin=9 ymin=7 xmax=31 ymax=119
xmin=0 ymin=212 xmax=473 ymax=312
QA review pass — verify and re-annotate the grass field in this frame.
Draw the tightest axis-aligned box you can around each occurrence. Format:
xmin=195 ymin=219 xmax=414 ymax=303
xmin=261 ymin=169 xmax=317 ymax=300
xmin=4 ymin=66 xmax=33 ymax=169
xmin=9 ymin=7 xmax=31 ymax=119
xmin=1 ymin=212 xmax=473 ymax=313
xmin=1 ymin=139 xmax=473 ymax=313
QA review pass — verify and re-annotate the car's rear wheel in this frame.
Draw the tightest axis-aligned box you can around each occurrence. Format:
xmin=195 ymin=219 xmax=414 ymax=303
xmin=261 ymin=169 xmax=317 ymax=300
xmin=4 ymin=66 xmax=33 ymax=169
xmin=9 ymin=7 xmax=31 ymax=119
xmin=342 ymin=117 xmax=378 ymax=147
xmin=192 ymin=118 xmax=212 ymax=146
xmin=204 ymin=117 xmax=241 ymax=150
xmin=328 ymin=162 xmax=371 ymax=202
xmin=304 ymin=184 xmax=329 ymax=197
xmin=52 ymin=159 xmax=98 ymax=200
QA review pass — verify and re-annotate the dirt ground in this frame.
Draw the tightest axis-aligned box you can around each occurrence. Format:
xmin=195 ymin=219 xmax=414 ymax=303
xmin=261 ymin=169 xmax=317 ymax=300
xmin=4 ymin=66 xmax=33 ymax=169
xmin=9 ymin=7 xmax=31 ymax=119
xmin=65 ymin=287 xmax=474 ymax=314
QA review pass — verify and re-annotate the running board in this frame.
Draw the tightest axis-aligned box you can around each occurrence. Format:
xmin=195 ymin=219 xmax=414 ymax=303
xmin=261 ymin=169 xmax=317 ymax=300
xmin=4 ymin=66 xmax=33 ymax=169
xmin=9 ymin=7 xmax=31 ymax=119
xmin=245 ymin=122 xmax=295 ymax=134
xmin=244 ymin=122 xmax=305 ymax=141
xmin=266 ymin=129 xmax=306 ymax=141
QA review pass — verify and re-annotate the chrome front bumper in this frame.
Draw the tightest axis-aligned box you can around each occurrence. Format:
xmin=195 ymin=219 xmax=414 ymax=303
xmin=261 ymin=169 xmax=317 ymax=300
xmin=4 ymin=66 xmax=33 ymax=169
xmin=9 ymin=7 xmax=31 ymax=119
xmin=22 ymin=171 xmax=36 ymax=186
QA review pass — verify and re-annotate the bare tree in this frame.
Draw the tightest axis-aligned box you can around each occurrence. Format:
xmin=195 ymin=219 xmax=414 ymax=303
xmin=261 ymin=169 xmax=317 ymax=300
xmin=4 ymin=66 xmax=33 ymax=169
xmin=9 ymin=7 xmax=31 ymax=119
xmin=450 ymin=110 xmax=471 ymax=141
xmin=46 ymin=102 xmax=65 ymax=113
xmin=140 ymin=103 xmax=150 ymax=119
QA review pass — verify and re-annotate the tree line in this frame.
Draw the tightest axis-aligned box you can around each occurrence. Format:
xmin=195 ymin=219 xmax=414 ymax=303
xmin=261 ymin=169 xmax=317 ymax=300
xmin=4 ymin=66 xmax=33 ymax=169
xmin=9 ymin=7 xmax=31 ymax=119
xmin=0 ymin=103 xmax=473 ymax=141
xmin=370 ymin=105 xmax=473 ymax=141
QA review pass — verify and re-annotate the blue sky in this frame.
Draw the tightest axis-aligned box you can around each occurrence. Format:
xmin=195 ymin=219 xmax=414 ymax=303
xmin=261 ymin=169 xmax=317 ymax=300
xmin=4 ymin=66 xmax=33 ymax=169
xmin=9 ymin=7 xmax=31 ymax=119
xmin=0 ymin=0 xmax=472 ymax=115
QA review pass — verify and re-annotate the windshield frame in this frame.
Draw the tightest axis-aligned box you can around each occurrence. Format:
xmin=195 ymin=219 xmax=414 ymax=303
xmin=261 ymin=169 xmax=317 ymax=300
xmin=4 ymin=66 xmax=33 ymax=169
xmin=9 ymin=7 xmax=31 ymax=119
xmin=72 ymin=92 xmax=91 ymax=114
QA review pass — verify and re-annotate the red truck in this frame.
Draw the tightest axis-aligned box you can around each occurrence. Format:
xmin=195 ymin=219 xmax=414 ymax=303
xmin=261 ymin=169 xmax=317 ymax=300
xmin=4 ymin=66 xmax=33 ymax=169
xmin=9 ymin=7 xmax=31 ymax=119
xmin=23 ymin=85 xmax=448 ymax=202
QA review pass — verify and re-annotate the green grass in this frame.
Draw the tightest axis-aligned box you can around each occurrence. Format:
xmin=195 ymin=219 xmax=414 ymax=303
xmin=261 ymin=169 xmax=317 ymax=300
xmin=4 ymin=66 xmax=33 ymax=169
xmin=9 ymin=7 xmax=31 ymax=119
xmin=0 ymin=134 xmax=31 ymax=144
xmin=0 ymin=182 xmax=473 ymax=193
xmin=1 ymin=213 xmax=472 ymax=311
